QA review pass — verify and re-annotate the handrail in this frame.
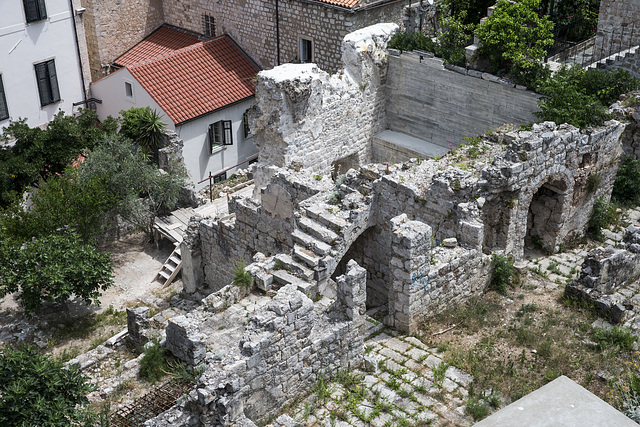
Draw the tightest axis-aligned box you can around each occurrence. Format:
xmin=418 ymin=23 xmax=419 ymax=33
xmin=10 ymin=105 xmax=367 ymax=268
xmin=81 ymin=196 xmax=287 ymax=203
xmin=198 ymin=154 xmax=259 ymax=201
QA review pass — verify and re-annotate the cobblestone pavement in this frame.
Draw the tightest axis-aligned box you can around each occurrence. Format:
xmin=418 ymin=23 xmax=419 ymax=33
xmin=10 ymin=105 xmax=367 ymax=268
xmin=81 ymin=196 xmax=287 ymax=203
xmin=287 ymin=316 xmax=474 ymax=426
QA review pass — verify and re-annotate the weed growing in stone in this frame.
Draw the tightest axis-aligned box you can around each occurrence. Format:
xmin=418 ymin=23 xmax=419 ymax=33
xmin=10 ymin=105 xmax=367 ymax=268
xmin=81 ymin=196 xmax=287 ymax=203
xmin=433 ymin=362 xmax=449 ymax=386
xmin=231 ymin=261 xmax=253 ymax=289
xmin=139 ymin=337 xmax=169 ymax=383
xmin=490 ymin=254 xmax=517 ymax=295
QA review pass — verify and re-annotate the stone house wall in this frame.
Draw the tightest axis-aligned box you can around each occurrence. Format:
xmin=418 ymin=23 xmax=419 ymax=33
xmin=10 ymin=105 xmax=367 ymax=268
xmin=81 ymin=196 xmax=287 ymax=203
xmin=162 ymin=0 xmax=403 ymax=73
xmin=80 ymin=0 xmax=164 ymax=81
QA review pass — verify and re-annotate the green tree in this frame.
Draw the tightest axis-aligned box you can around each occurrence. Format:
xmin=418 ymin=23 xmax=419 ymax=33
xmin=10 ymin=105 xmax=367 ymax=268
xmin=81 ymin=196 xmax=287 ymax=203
xmin=0 ymin=109 xmax=118 ymax=207
xmin=0 ymin=232 xmax=114 ymax=314
xmin=77 ymin=135 xmax=185 ymax=240
xmin=119 ymin=107 xmax=167 ymax=158
xmin=476 ymin=0 xmax=554 ymax=71
xmin=0 ymin=346 xmax=94 ymax=427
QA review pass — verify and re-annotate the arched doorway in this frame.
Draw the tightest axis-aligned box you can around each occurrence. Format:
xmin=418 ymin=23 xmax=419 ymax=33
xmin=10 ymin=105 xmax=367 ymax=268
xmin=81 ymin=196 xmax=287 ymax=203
xmin=525 ymin=177 xmax=568 ymax=254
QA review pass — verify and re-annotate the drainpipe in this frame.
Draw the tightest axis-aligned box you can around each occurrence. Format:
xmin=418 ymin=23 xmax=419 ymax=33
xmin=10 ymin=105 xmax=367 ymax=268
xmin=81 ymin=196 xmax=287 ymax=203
xmin=276 ymin=0 xmax=281 ymax=65
xmin=69 ymin=0 xmax=87 ymax=105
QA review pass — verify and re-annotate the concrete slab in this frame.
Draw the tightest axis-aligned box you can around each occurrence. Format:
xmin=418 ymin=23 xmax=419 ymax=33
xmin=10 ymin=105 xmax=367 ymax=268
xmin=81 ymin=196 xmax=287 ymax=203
xmin=474 ymin=375 xmax=637 ymax=427
xmin=374 ymin=130 xmax=450 ymax=159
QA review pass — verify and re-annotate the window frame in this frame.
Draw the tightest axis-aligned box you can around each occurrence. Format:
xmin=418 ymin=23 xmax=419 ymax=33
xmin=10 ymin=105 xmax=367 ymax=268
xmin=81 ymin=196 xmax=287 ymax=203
xmin=23 ymin=0 xmax=47 ymax=23
xmin=242 ymin=110 xmax=251 ymax=138
xmin=213 ymin=171 xmax=227 ymax=183
xmin=0 ymin=75 xmax=9 ymax=122
xmin=124 ymin=81 xmax=134 ymax=101
xmin=34 ymin=59 xmax=60 ymax=107
xmin=299 ymin=38 xmax=313 ymax=64
xmin=208 ymin=120 xmax=233 ymax=153
xmin=202 ymin=14 xmax=216 ymax=37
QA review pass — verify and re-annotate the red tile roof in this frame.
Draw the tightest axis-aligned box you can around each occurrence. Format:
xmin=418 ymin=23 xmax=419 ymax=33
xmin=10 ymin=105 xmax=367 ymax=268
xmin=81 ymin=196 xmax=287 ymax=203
xmin=317 ymin=0 xmax=361 ymax=8
xmin=127 ymin=35 xmax=260 ymax=125
xmin=115 ymin=26 xmax=202 ymax=67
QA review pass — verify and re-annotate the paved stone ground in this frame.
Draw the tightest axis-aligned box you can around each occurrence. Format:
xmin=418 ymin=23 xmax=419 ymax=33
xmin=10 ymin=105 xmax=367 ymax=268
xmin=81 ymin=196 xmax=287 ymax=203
xmin=287 ymin=317 xmax=474 ymax=426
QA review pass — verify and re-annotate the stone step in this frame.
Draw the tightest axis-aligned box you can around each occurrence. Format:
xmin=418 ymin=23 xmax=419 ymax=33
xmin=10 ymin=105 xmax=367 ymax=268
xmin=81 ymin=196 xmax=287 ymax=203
xmin=274 ymin=253 xmax=314 ymax=281
xmin=304 ymin=204 xmax=350 ymax=233
xmin=298 ymin=216 xmax=339 ymax=245
xmin=272 ymin=269 xmax=305 ymax=287
xmin=292 ymin=229 xmax=332 ymax=256
xmin=294 ymin=244 xmax=321 ymax=268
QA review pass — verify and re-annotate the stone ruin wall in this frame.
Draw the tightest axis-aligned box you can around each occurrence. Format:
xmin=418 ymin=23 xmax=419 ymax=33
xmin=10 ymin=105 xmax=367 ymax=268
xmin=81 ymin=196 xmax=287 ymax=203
xmin=147 ymin=262 xmax=367 ymax=426
xmin=250 ymin=23 xmax=399 ymax=192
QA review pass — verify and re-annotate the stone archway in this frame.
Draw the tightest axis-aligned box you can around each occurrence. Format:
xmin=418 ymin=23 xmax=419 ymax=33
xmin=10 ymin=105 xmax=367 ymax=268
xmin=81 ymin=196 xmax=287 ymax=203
xmin=525 ymin=176 xmax=569 ymax=254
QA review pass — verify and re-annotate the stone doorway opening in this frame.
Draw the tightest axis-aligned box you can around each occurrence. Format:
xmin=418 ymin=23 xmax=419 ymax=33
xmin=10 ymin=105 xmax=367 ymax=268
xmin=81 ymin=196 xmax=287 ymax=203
xmin=331 ymin=226 xmax=389 ymax=311
xmin=525 ymin=177 xmax=568 ymax=254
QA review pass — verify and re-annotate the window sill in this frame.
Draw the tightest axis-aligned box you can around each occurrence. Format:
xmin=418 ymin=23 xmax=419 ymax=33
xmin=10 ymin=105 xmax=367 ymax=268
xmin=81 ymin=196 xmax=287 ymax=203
xmin=211 ymin=145 xmax=226 ymax=155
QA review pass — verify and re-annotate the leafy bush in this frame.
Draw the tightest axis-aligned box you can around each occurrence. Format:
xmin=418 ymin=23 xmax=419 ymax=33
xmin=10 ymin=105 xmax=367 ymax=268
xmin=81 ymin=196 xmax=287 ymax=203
xmin=535 ymin=66 xmax=639 ymax=128
xmin=592 ymin=326 xmax=636 ymax=351
xmin=612 ymin=156 xmax=640 ymax=207
xmin=476 ymin=0 xmax=554 ymax=71
xmin=465 ymin=397 xmax=490 ymax=421
xmin=231 ymin=261 xmax=253 ymax=289
xmin=388 ymin=31 xmax=436 ymax=53
xmin=0 ymin=232 xmax=114 ymax=315
xmin=587 ymin=196 xmax=619 ymax=241
xmin=508 ymin=61 xmax=551 ymax=90
xmin=442 ymin=0 xmax=494 ymax=25
xmin=490 ymin=254 xmax=516 ymax=295
xmin=0 ymin=346 xmax=93 ymax=426
xmin=120 ymin=107 xmax=167 ymax=158
xmin=139 ymin=338 xmax=170 ymax=382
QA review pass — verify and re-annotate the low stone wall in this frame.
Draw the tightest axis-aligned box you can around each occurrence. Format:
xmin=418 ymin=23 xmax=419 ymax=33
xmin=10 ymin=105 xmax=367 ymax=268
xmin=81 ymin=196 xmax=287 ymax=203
xmin=150 ymin=262 xmax=367 ymax=425
xmin=566 ymin=226 xmax=640 ymax=323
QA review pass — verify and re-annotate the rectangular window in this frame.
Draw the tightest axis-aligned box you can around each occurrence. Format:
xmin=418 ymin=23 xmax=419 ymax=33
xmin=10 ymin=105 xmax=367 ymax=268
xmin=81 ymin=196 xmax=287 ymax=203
xmin=23 ymin=0 xmax=47 ymax=23
xmin=300 ymin=38 xmax=312 ymax=63
xmin=34 ymin=59 xmax=60 ymax=106
xmin=213 ymin=172 xmax=227 ymax=183
xmin=0 ymin=75 xmax=8 ymax=121
xmin=208 ymin=120 xmax=233 ymax=152
xmin=202 ymin=14 xmax=215 ymax=37
xmin=125 ymin=82 xmax=133 ymax=99
xmin=243 ymin=110 xmax=251 ymax=138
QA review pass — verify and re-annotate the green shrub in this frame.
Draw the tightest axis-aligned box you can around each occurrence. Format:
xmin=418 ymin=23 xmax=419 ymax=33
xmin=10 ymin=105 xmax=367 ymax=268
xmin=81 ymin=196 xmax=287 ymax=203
xmin=0 ymin=346 xmax=94 ymax=426
xmin=387 ymin=31 xmax=436 ymax=53
xmin=593 ymin=326 xmax=636 ymax=352
xmin=465 ymin=397 xmax=490 ymax=421
xmin=231 ymin=261 xmax=253 ymax=289
xmin=587 ymin=196 xmax=619 ymax=241
xmin=139 ymin=338 xmax=170 ymax=382
xmin=120 ymin=107 xmax=166 ymax=158
xmin=535 ymin=66 xmax=639 ymax=128
xmin=508 ymin=61 xmax=552 ymax=90
xmin=612 ymin=156 xmax=640 ymax=207
xmin=476 ymin=0 xmax=554 ymax=71
xmin=490 ymin=254 xmax=516 ymax=295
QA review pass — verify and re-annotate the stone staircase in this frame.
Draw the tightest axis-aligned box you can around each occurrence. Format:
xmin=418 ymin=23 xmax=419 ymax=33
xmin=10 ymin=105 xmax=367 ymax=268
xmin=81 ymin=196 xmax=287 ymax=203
xmin=275 ymin=185 xmax=374 ymax=296
xmin=586 ymin=45 xmax=640 ymax=70
xmin=154 ymin=244 xmax=182 ymax=287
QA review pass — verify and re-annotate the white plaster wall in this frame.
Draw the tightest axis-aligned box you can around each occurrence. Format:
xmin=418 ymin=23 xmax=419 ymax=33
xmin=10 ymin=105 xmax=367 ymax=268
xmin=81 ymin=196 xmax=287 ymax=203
xmin=0 ymin=0 xmax=85 ymax=130
xmin=175 ymin=98 xmax=257 ymax=189
xmin=89 ymin=68 xmax=174 ymax=131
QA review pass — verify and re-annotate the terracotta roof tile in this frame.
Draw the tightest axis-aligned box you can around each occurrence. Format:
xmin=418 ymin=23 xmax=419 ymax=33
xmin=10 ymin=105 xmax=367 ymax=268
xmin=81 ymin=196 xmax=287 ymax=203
xmin=314 ymin=0 xmax=362 ymax=8
xmin=115 ymin=26 xmax=202 ymax=67
xmin=128 ymin=35 xmax=260 ymax=125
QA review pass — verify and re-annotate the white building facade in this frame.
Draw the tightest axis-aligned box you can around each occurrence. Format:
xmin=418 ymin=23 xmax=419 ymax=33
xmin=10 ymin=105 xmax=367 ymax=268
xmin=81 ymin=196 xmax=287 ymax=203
xmin=0 ymin=0 xmax=86 ymax=130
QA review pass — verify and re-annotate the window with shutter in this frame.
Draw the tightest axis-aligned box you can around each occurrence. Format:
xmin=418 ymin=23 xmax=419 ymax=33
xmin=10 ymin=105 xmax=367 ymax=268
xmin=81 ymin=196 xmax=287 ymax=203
xmin=209 ymin=120 xmax=233 ymax=153
xmin=243 ymin=110 xmax=251 ymax=138
xmin=34 ymin=59 xmax=60 ymax=106
xmin=0 ymin=76 xmax=8 ymax=121
xmin=23 ymin=0 xmax=47 ymax=23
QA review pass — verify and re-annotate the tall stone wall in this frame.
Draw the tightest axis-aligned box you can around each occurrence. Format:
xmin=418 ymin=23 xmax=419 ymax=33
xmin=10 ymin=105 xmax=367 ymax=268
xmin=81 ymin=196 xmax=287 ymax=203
xmin=80 ymin=0 xmax=165 ymax=80
xmin=594 ymin=0 xmax=640 ymax=62
xmin=251 ymin=23 xmax=397 ymax=190
xmin=386 ymin=53 xmax=541 ymax=149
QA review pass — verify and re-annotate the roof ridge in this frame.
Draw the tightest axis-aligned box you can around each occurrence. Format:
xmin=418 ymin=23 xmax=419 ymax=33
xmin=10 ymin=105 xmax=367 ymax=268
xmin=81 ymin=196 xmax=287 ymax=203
xmin=127 ymin=34 xmax=229 ymax=69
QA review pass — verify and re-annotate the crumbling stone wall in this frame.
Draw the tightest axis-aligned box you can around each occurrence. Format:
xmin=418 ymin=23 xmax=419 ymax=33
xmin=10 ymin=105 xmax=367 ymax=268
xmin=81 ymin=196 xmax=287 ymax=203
xmin=250 ymin=23 xmax=398 ymax=192
xmin=566 ymin=226 xmax=640 ymax=323
xmin=151 ymin=262 xmax=367 ymax=425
